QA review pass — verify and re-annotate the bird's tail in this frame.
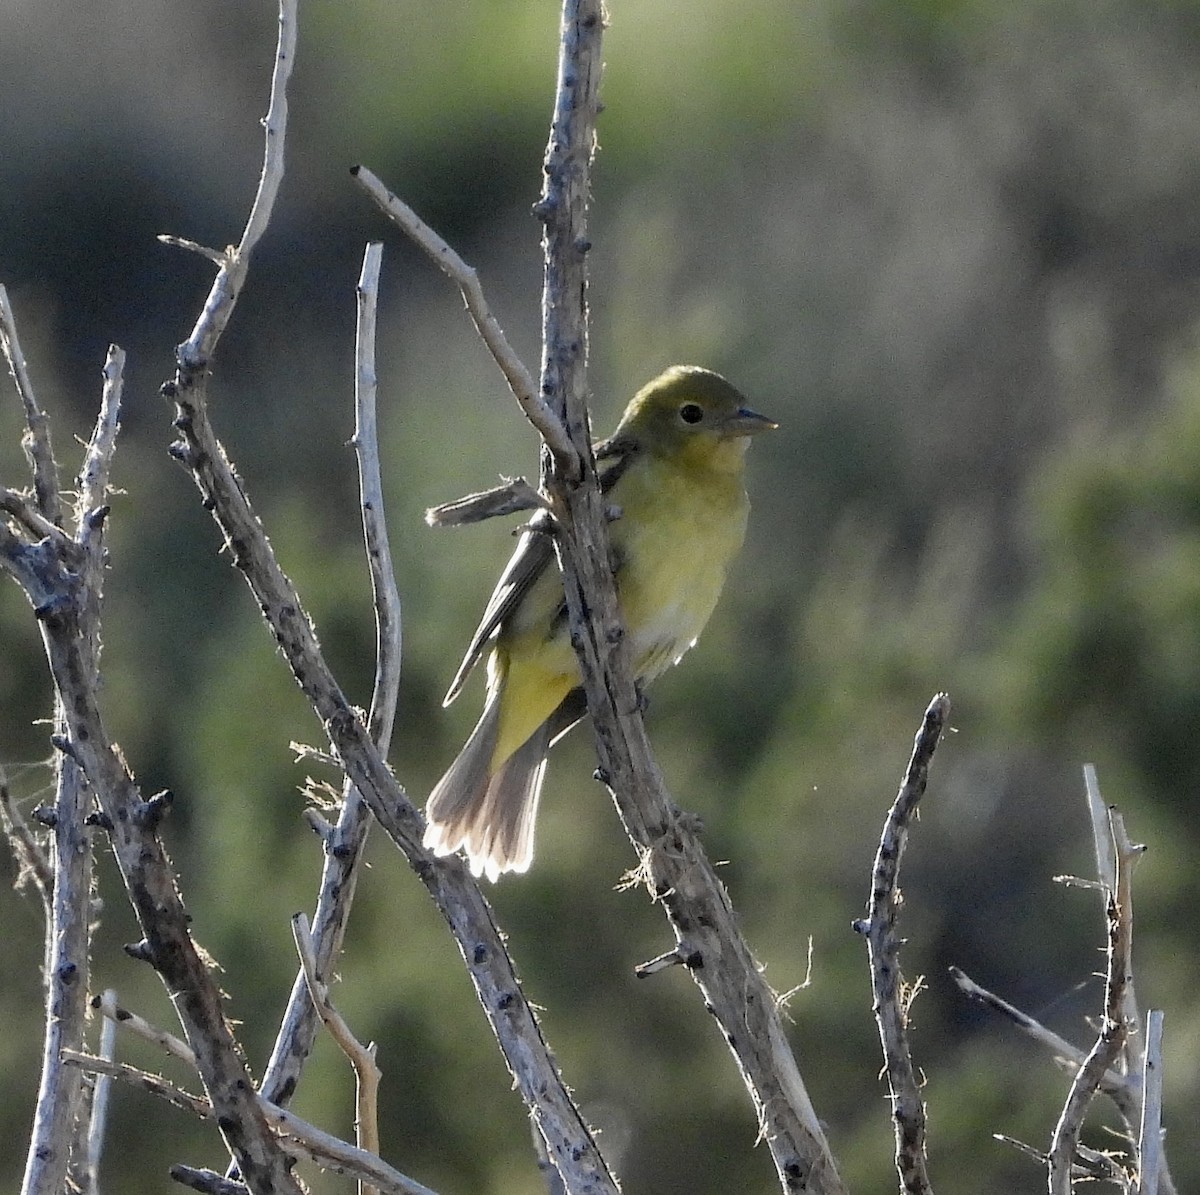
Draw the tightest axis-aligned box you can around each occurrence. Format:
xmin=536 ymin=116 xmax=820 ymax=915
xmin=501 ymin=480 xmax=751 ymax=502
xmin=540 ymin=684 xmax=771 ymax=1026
xmin=423 ymin=693 xmax=548 ymax=882
xmin=424 ymin=689 xmax=588 ymax=882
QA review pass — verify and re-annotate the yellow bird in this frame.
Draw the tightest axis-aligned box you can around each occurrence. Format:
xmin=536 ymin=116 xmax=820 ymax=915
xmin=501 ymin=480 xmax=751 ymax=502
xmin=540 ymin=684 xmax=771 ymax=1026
xmin=424 ymin=365 xmax=776 ymax=880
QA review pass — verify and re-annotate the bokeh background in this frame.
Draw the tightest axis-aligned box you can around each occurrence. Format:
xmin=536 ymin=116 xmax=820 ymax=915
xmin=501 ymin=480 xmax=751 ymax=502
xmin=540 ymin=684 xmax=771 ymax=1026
xmin=3 ymin=1 xmax=1199 ymax=1191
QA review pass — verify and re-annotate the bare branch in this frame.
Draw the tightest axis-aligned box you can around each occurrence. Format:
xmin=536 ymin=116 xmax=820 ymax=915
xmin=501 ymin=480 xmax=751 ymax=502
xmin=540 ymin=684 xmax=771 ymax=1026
xmin=21 ymin=751 xmax=94 ymax=1195
xmin=0 ymin=284 xmax=61 ymax=524
xmin=66 ymin=1050 xmax=440 ymax=1195
xmin=84 ymin=997 xmax=119 ymax=1195
xmin=166 ymin=230 xmax=616 ymax=1195
xmin=1137 ymin=1010 xmax=1165 ymax=1195
xmin=17 ymin=346 xmax=124 ymax=1195
xmin=174 ymin=0 xmax=296 ymax=372
xmin=425 ymin=477 xmax=548 ymax=527
xmin=1 ymin=487 xmax=73 ymax=548
xmin=171 ymin=1166 xmax=249 ymax=1195
xmin=353 ymin=242 xmax=403 ymax=751
xmin=62 ymin=1052 xmax=211 ymax=1120
xmin=257 ymin=243 xmax=402 ymax=1113
xmin=1047 ymin=806 xmax=1143 ymax=1193
xmin=853 ymin=694 xmax=950 ymax=1195
xmin=949 ymin=968 xmax=1132 ymax=1104
xmin=157 ymin=234 xmax=227 ymax=266
xmin=530 ymin=2 xmax=842 ymax=1190
xmin=76 ymin=346 xmax=125 ymax=543
xmin=293 ymin=913 xmax=381 ymax=1195
xmin=351 ymin=165 xmax=578 ymax=475
xmin=93 ymin=991 xmax=196 ymax=1066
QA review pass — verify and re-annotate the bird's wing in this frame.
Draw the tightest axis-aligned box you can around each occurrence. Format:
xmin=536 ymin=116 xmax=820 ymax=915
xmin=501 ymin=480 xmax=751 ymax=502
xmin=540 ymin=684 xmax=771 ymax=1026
xmin=442 ymin=438 xmax=641 ymax=707
xmin=595 ymin=433 xmax=639 ymax=493
xmin=443 ymin=508 xmax=557 ymax=705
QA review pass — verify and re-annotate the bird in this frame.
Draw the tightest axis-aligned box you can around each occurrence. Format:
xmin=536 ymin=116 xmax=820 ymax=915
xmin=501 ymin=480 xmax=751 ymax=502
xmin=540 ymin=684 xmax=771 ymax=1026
xmin=423 ymin=365 xmax=776 ymax=881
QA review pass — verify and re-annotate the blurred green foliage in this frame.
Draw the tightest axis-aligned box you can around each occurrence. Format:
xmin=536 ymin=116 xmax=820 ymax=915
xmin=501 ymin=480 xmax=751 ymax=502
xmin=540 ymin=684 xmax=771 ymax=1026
xmin=3 ymin=0 xmax=1200 ymax=1191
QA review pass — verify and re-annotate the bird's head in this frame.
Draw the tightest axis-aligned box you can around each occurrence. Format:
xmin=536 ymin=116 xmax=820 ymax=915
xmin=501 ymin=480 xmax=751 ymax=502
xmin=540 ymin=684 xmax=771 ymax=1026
xmin=613 ymin=365 xmax=777 ymax=472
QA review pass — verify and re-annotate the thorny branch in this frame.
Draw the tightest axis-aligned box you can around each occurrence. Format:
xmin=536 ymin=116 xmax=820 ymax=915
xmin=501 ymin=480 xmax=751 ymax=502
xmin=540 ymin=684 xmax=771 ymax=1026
xmin=853 ymin=694 xmax=950 ymax=1195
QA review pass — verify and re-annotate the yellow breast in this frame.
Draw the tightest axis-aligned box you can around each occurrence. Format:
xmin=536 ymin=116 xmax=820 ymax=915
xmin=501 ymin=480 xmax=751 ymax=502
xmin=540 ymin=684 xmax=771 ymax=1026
xmin=610 ymin=441 xmax=750 ymax=681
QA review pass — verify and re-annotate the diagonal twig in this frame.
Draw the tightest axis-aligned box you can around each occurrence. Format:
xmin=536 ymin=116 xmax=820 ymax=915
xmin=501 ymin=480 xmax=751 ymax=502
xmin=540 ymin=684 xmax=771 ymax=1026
xmin=351 ymin=165 xmax=577 ymax=476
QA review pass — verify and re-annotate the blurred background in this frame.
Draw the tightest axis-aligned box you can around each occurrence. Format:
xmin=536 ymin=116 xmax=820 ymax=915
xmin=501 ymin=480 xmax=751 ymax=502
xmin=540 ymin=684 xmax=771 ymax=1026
xmin=2 ymin=0 xmax=1199 ymax=1191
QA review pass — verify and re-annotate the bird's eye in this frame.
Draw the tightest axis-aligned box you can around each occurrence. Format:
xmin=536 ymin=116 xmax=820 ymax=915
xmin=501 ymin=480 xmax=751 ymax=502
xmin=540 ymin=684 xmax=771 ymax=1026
xmin=679 ymin=402 xmax=704 ymax=425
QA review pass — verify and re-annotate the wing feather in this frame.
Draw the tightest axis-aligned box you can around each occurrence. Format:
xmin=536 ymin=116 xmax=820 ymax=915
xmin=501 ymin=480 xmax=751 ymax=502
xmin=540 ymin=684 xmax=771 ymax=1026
xmin=442 ymin=439 xmax=640 ymax=706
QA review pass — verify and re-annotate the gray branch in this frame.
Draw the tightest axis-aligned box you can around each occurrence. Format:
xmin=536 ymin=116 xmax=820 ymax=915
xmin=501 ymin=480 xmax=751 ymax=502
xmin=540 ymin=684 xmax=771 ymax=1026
xmin=853 ymin=694 xmax=950 ymax=1195
xmin=1047 ymin=806 xmax=1142 ymax=1193
xmin=257 ymin=242 xmax=402 ymax=1111
xmin=531 ymin=2 xmax=842 ymax=1191
xmin=12 ymin=343 xmax=121 ymax=1195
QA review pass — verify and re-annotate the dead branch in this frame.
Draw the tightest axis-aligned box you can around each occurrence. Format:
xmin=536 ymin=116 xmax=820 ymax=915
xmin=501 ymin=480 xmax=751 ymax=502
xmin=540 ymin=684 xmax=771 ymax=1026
xmin=352 ymin=165 xmax=577 ymax=474
xmin=523 ymin=2 xmax=843 ymax=1190
xmin=292 ymin=912 xmax=382 ymax=1195
xmin=425 ymin=476 xmax=547 ymax=527
xmin=1047 ymin=807 xmax=1143 ymax=1192
xmin=853 ymin=693 xmax=950 ymax=1195
xmin=257 ymin=242 xmax=401 ymax=1112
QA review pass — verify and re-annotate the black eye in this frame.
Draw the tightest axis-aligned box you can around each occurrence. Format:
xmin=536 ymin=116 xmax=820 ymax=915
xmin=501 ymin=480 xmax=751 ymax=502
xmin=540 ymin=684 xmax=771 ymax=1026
xmin=679 ymin=402 xmax=704 ymax=425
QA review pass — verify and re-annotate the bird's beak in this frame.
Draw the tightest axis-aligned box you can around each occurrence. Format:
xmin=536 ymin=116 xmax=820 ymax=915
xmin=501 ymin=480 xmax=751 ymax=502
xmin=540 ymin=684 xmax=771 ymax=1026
xmin=719 ymin=407 xmax=779 ymax=438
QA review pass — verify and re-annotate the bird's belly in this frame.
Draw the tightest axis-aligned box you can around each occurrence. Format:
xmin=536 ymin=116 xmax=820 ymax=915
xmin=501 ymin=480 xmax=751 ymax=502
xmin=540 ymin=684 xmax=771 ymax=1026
xmin=615 ymin=479 xmax=748 ymax=681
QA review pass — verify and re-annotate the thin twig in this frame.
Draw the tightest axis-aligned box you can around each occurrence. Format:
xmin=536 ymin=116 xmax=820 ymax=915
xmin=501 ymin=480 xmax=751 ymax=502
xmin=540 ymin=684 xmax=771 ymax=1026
xmin=293 ymin=913 xmax=381 ymax=1195
xmin=1047 ymin=807 xmax=1143 ymax=1193
xmin=0 ymin=284 xmax=61 ymax=524
xmin=65 ymin=1051 xmax=440 ymax=1195
xmin=853 ymin=694 xmax=949 ymax=1195
xmin=76 ymin=346 xmax=125 ymax=546
xmin=425 ymin=477 xmax=548 ymax=527
xmin=257 ymin=243 xmax=402 ymax=1115
xmin=62 ymin=1052 xmax=211 ymax=1119
xmin=353 ymin=242 xmax=403 ymax=752
xmin=351 ymin=165 xmax=578 ymax=475
xmin=1137 ymin=1010 xmax=1164 ymax=1195
xmin=85 ymin=998 xmax=118 ymax=1195
xmin=93 ymin=991 xmax=196 ymax=1066
xmin=1 ymin=487 xmax=74 ymax=547
xmin=175 ymin=0 xmax=296 ymax=372
xmin=170 ymin=1166 xmax=249 ymax=1195
xmin=949 ymin=968 xmax=1131 ymax=1103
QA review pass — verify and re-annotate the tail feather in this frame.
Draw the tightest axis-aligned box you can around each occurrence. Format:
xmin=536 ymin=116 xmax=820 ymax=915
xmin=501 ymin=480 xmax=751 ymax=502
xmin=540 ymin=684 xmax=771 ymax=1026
xmin=424 ymin=688 xmax=588 ymax=881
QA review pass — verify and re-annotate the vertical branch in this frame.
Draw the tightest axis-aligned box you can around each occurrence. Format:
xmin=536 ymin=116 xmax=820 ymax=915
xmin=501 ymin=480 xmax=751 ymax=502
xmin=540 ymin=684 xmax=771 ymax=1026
xmin=84 ymin=999 xmax=119 ymax=1195
xmin=258 ymin=242 xmax=403 ymax=1108
xmin=1046 ymin=807 xmax=1143 ymax=1194
xmin=175 ymin=0 xmax=296 ymax=372
xmin=1137 ymin=1010 xmax=1165 ymax=1195
xmin=21 ymin=752 xmax=93 ymax=1195
xmin=15 ymin=344 xmax=122 ymax=1195
xmin=536 ymin=0 xmax=604 ymax=460
xmin=854 ymin=695 xmax=949 ymax=1195
xmin=0 ymin=284 xmax=62 ymax=525
xmin=534 ymin=6 xmax=842 ymax=1191
xmin=354 ymin=242 xmax=403 ymax=750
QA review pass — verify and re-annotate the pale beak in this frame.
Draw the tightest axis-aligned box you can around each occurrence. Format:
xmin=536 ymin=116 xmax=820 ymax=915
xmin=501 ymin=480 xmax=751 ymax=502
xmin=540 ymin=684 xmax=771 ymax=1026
xmin=720 ymin=407 xmax=778 ymax=438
